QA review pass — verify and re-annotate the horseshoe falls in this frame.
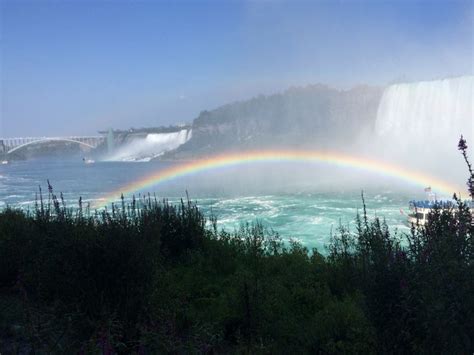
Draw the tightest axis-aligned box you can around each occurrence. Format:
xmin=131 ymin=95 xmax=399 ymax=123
xmin=373 ymin=76 xmax=474 ymax=184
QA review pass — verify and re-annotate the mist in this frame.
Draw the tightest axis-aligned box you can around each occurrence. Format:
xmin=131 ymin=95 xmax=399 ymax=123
xmin=79 ymin=75 xmax=474 ymax=196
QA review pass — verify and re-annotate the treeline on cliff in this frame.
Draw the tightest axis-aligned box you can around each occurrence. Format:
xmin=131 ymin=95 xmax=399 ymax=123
xmin=167 ymin=84 xmax=382 ymax=158
xmin=0 ymin=140 xmax=473 ymax=353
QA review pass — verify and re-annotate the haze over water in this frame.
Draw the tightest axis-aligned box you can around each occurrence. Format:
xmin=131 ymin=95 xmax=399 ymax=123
xmin=1 ymin=158 xmax=420 ymax=251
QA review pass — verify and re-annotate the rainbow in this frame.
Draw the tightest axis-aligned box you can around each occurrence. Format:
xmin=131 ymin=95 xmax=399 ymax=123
xmin=92 ymin=150 xmax=463 ymax=208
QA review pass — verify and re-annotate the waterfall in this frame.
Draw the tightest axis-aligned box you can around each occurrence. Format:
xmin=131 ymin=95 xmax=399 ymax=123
xmin=374 ymin=76 xmax=473 ymax=186
xmin=105 ymin=129 xmax=192 ymax=162
xmin=376 ymin=76 xmax=473 ymax=142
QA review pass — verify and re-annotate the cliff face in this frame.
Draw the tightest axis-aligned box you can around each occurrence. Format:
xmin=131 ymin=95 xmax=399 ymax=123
xmin=165 ymin=84 xmax=383 ymax=158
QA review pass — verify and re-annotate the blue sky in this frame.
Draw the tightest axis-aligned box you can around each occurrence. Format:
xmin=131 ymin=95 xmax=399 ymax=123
xmin=1 ymin=0 xmax=472 ymax=136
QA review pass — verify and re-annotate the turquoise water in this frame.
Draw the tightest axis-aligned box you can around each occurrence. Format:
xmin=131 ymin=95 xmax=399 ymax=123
xmin=0 ymin=159 xmax=424 ymax=250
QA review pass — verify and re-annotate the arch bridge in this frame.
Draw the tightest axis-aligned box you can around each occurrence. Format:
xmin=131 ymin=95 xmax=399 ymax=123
xmin=0 ymin=136 xmax=105 ymax=154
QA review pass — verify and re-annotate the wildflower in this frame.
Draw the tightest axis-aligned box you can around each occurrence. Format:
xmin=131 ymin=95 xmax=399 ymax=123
xmin=458 ymin=135 xmax=468 ymax=151
xmin=47 ymin=179 xmax=53 ymax=194
xmin=457 ymin=135 xmax=474 ymax=199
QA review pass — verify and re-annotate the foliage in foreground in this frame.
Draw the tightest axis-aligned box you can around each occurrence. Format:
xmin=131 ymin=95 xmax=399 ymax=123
xmin=0 ymin=138 xmax=473 ymax=354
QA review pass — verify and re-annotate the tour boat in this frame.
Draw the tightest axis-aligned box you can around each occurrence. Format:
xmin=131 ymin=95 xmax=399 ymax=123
xmin=1 ymin=160 xmax=8 ymax=165
xmin=83 ymin=158 xmax=95 ymax=164
xmin=407 ymin=199 xmax=474 ymax=226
